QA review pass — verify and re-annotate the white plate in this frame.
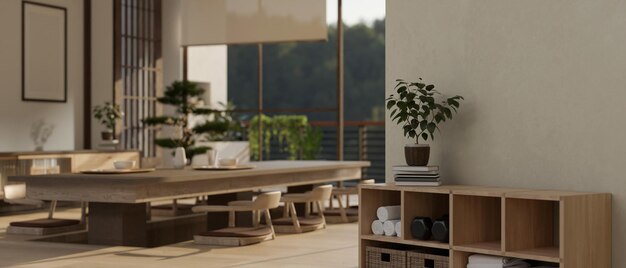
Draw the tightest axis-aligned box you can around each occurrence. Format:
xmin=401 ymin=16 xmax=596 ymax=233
xmin=80 ymin=168 xmax=156 ymax=174
xmin=193 ymin=164 xmax=255 ymax=171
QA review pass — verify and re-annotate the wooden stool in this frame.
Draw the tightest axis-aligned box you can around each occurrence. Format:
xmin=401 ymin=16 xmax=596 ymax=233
xmin=192 ymin=191 xmax=281 ymax=246
xmin=273 ymin=185 xmax=333 ymax=233
xmin=4 ymin=184 xmax=87 ymax=236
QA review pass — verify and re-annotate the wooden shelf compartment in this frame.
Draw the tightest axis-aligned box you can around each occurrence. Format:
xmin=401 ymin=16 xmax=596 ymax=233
xmin=504 ymin=197 xmax=560 ymax=263
xmin=451 ymin=194 xmax=502 ymax=250
xmin=451 ymin=250 xmax=559 ymax=268
xmin=360 ymin=238 xmax=449 ymax=267
xmin=453 ymin=241 xmax=503 ymax=255
xmin=359 ymin=188 xmax=401 ymax=236
xmin=506 ymin=247 xmax=560 ymax=263
xmin=361 ymin=234 xmax=450 ymax=249
xmin=402 ymin=191 xmax=450 ymax=247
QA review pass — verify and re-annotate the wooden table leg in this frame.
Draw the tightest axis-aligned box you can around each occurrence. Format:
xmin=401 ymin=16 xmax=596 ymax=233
xmin=88 ymin=202 xmax=207 ymax=247
xmin=88 ymin=202 xmax=148 ymax=247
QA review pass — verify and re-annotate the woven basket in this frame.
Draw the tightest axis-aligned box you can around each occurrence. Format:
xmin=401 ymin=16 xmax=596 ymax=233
xmin=366 ymin=246 xmax=407 ymax=268
xmin=407 ymin=251 xmax=449 ymax=268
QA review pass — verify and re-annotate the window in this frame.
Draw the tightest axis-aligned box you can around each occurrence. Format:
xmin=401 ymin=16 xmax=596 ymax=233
xmin=114 ymin=0 xmax=162 ymax=157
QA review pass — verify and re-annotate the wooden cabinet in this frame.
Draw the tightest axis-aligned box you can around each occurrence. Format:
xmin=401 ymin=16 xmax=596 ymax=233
xmin=70 ymin=152 xmax=139 ymax=173
xmin=0 ymin=151 xmax=141 ymax=200
xmin=359 ymin=184 xmax=611 ymax=268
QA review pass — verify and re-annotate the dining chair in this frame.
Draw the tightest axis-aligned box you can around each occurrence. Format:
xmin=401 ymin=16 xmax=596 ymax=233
xmin=192 ymin=191 xmax=281 ymax=246
xmin=4 ymin=184 xmax=87 ymax=236
xmin=272 ymin=184 xmax=333 ymax=233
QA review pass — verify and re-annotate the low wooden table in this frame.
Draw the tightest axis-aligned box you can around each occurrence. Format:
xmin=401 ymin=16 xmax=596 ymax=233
xmin=9 ymin=160 xmax=370 ymax=247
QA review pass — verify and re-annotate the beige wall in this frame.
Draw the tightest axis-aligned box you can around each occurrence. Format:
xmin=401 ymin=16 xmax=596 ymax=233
xmin=0 ymin=0 xmax=84 ymax=151
xmin=188 ymin=45 xmax=228 ymax=107
xmin=386 ymin=0 xmax=625 ymax=265
xmin=90 ymin=0 xmax=114 ymax=148
xmin=163 ymin=0 xmax=228 ymax=107
xmin=162 ymin=0 xmax=183 ymax=94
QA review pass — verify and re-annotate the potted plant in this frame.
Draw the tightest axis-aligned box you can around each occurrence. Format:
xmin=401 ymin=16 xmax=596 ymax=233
xmin=385 ymin=78 xmax=464 ymax=166
xmin=143 ymin=80 xmax=238 ymax=164
xmin=93 ymin=102 xmax=123 ymax=141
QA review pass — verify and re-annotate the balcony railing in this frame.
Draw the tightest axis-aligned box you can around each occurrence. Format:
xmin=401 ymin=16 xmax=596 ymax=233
xmin=262 ymin=121 xmax=385 ymax=182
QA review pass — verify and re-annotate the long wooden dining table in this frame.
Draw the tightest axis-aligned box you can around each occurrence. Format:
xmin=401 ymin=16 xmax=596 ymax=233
xmin=9 ymin=160 xmax=370 ymax=247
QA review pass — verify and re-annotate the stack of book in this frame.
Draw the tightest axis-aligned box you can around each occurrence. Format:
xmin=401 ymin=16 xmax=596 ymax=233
xmin=393 ymin=165 xmax=440 ymax=186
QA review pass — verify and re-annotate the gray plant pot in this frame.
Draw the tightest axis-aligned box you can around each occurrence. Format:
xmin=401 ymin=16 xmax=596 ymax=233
xmin=404 ymin=144 xmax=430 ymax=166
xmin=101 ymin=131 xmax=114 ymax=141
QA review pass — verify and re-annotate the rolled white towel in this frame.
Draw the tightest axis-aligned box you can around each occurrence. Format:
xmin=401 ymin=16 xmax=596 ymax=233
xmin=467 ymin=264 xmax=529 ymax=268
xmin=383 ymin=220 xmax=400 ymax=236
xmin=395 ymin=221 xmax=402 ymax=237
xmin=371 ymin=220 xmax=384 ymax=235
xmin=377 ymin=205 xmax=401 ymax=221
xmin=468 ymin=254 xmax=529 ymax=267
xmin=467 ymin=264 xmax=501 ymax=268
xmin=468 ymin=254 xmax=505 ymax=264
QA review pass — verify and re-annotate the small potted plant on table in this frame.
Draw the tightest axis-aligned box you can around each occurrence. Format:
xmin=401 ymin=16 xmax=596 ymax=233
xmin=386 ymin=78 xmax=464 ymax=166
xmin=93 ymin=102 xmax=123 ymax=141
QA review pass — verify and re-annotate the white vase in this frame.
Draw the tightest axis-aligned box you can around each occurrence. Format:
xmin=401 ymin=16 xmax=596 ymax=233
xmin=173 ymin=147 xmax=187 ymax=169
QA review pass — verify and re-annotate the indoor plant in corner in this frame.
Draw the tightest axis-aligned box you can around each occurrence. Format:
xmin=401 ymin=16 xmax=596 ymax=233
xmin=93 ymin=102 xmax=123 ymax=141
xmin=386 ymin=78 xmax=464 ymax=166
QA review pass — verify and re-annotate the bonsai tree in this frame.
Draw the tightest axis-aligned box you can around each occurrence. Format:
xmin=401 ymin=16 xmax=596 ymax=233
xmin=194 ymin=101 xmax=243 ymax=142
xmin=385 ymin=77 xmax=464 ymax=165
xmin=143 ymin=80 xmax=232 ymax=161
xmin=93 ymin=102 xmax=123 ymax=140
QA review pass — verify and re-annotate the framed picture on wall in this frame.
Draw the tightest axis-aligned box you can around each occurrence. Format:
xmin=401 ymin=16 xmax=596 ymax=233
xmin=22 ymin=1 xmax=67 ymax=103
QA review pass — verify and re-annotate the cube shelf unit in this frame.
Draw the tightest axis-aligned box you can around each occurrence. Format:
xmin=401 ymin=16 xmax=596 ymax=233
xmin=359 ymin=184 xmax=611 ymax=268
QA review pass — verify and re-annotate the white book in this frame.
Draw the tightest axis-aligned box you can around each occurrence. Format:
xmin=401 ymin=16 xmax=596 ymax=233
xmin=392 ymin=165 xmax=439 ymax=172
xmin=394 ymin=173 xmax=440 ymax=178
xmin=394 ymin=177 xmax=440 ymax=182
xmin=394 ymin=181 xmax=442 ymax=186
xmin=394 ymin=170 xmax=439 ymax=175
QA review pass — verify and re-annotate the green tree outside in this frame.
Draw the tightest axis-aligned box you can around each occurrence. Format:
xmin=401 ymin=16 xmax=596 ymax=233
xmin=228 ymin=20 xmax=385 ymax=122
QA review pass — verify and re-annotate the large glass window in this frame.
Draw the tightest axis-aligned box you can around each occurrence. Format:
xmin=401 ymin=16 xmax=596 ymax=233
xmin=227 ymin=0 xmax=386 ymax=180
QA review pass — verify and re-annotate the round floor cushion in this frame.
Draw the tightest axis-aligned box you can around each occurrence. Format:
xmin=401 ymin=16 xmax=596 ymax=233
xmin=10 ymin=218 xmax=81 ymax=228
xmin=272 ymin=216 xmax=324 ymax=226
xmin=324 ymin=207 xmax=359 ymax=216
xmin=198 ymin=227 xmax=273 ymax=238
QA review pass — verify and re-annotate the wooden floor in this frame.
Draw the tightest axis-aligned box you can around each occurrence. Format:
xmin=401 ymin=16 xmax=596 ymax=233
xmin=0 ymin=206 xmax=358 ymax=268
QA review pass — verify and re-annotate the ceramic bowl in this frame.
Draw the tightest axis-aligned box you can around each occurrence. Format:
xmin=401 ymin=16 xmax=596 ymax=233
xmin=218 ymin=158 xmax=238 ymax=167
xmin=113 ymin=160 xmax=136 ymax=170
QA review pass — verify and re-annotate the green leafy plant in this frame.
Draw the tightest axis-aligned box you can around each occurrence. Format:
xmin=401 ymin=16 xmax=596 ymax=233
xmin=248 ymin=114 xmax=273 ymax=160
xmin=301 ymin=125 xmax=323 ymax=160
xmin=143 ymin=80 xmax=234 ymax=161
xmin=93 ymin=102 xmax=122 ymax=131
xmin=385 ymin=78 xmax=464 ymax=143
xmin=248 ymin=114 xmax=322 ymax=160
